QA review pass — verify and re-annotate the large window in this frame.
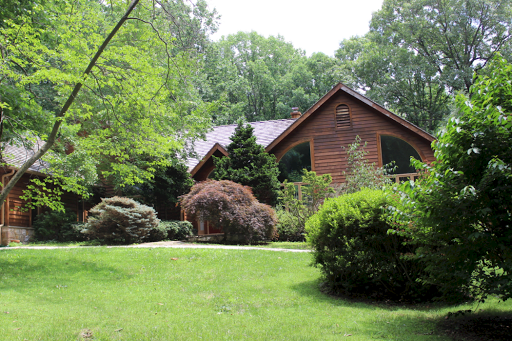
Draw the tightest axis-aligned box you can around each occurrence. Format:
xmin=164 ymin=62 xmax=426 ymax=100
xmin=278 ymin=142 xmax=311 ymax=182
xmin=380 ymin=135 xmax=422 ymax=174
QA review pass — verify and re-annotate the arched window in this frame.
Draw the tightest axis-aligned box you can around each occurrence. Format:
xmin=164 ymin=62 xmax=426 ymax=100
xmin=278 ymin=142 xmax=311 ymax=182
xmin=335 ymin=104 xmax=351 ymax=129
xmin=380 ymin=135 xmax=422 ymax=174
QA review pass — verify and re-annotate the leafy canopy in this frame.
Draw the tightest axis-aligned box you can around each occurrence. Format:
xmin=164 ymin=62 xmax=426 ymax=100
xmin=0 ymin=0 xmax=214 ymax=210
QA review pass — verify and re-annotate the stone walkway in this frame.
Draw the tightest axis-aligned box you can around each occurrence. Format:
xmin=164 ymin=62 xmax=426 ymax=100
xmin=1 ymin=240 xmax=311 ymax=253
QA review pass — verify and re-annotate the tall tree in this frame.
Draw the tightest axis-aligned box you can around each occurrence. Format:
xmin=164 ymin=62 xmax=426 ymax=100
xmin=201 ymin=32 xmax=341 ymax=124
xmin=0 ymin=0 xmax=214 ymax=210
xmin=371 ymin=0 xmax=512 ymax=92
xmin=336 ymin=0 xmax=512 ymax=132
xmin=211 ymin=122 xmax=281 ymax=206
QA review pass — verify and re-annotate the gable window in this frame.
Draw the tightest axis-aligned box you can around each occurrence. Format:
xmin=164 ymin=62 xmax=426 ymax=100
xmin=278 ymin=141 xmax=311 ymax=182
xmin=380 ymin=135 xmax=422 ymax=175
xmin=335 ymin=104 xmax=351 ymax=129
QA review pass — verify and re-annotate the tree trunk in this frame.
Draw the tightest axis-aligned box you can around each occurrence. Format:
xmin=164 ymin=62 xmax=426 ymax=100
xmin=0 ymin=0 xmax=140 ymax=209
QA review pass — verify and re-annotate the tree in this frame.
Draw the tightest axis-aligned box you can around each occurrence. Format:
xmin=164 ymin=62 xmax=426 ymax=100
xmin=336 ymin=0 xmax=512 ymax=132
xmin=336 ymin=34 xmax=452 ymax=132
xmin=212 ymin=121 xmax=281 ymax=205
xmin=0 ymin=0 xmax=214 ymax=210
xmin=180 ymin=180 xmax=276 ymax=243
xmin=122 ymin=161 xmax=193 ymax=219
xmin=392 ymin=55 xmax=512 ymax=301
xmin=201 ymin=32 xmax=341 ymax=124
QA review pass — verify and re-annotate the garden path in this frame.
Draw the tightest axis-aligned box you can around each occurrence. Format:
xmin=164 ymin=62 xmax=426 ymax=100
xmin=1 ymin=241 xmax=311 ymax=252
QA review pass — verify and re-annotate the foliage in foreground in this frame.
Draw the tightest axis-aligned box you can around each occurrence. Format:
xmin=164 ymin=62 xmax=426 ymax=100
xmin=306 ymin=188 xmax=447 ymax=302
xmin=0 ymin=0 xmax=213 ymax=212
xmin=212 ymin=121 xmax=281 ymax=205
xmin=82 ymin=196 xmax=160 ymax=244
xmin=180 ymin=180 xmax=276 ymax=243
xmin=392 ymin=55 xmax=512 ymax=302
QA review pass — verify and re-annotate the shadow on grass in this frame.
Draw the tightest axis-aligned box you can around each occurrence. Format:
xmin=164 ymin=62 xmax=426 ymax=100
xmin=290 ymin=278 xmax=468 ymax=312
xmin=0 ymin=248 xmax=131 ymax=292
xmin=435 ymin=310 xmax=512 ymax=341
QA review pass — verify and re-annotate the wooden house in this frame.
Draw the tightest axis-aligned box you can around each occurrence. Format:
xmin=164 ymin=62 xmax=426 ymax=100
xmin=186 ymin=83 xmax=435 ymax=235
xmin=0 ymin=143 xmax=87 ymax=245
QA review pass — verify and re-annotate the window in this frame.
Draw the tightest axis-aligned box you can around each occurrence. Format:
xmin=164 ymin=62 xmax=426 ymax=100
xmin=278 ymin=142 xmax=311 ymax=182
xmin=380 ymin=135 xmax=422 ymax=174
xmin=335 ymin=104 xmax=351 ymax=129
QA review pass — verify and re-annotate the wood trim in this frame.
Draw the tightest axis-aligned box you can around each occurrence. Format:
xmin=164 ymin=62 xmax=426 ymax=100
xmin=189 ymin=143 xmax=228 ymax=177
xmin=310 ymin=139 xmax=316 ymax=172
xmin=377 ymin=132 xmax=427 ymax=169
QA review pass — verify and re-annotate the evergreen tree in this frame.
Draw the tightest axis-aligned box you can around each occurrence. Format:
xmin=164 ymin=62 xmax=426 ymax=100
xmin=212 ymin=122 xmax=281 ymax=205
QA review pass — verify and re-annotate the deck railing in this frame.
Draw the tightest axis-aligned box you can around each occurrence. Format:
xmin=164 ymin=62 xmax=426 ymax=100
xmin=386 ymin=173 xmax=420 ymax=183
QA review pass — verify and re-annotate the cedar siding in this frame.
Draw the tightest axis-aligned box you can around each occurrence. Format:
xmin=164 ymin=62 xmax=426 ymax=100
xmin=268 ymin=90 xmax=435 ymax=184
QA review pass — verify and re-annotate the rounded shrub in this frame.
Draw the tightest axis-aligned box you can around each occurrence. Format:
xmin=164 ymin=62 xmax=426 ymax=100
xmin=306 ymin=188 xmax=441 ymax=302
xmin=82 ymin=196 xmax=159 ymax=244
xmin=180 ymin=180 xmax=276 ymax=243
xmin=274 ymin=208 xmax=305 ymax=242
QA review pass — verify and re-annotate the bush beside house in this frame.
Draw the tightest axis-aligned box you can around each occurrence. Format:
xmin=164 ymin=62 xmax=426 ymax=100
xmin=82 ymin=196 xmax=160 ymax=244
xmin=180 ymin=180 xmax=276 ymax=243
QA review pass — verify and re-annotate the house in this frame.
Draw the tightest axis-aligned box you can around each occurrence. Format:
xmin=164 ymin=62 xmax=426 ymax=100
xmin=186 ymin=83 xmax=435 ymax=234
xmin=0 ymin=142 xmax=87 ymax=245
xmin=1 ymin=82 xmax=436 ymax=242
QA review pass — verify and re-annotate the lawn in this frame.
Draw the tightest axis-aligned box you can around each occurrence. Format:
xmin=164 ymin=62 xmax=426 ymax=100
xmin=0 ymin=247 xmax=510 ymax=340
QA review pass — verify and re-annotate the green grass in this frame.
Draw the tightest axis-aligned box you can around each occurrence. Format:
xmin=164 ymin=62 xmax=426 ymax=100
xmin=0 ymin=247 xmax=510 ymax=340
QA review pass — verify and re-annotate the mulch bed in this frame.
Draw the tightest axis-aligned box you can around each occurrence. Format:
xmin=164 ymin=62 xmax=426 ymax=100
xmin=436 ymin=311 xmax=512 ymax=341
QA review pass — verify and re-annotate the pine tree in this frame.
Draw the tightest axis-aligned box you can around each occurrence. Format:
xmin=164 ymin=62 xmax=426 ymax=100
xmin=212 ymin=122 xmax=281 ymax=205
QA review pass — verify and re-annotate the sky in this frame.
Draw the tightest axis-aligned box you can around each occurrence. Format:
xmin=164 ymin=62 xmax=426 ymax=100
xmin=206 ymin=0 xmax=385 ymax=57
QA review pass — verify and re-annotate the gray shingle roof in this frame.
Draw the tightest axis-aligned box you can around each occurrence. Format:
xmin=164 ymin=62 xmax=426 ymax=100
xmin=2 ymin=141 xmax=49 ymax=173
xmin=186 ymin=119 xmax=295 ymax=171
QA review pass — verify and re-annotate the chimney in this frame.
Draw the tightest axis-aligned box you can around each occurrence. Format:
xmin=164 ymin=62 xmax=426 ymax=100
xmin=291 ymin=107 xmax=301 ymax=119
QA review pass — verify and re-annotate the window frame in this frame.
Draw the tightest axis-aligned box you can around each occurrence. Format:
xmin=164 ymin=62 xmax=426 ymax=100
xmin=376 ymin=133 xmax=426 ymax=174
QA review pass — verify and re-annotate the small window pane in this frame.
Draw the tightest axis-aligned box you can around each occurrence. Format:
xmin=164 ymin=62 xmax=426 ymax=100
xmin=278 ymin=142 xmax=311 ymax=182
xmin=381 ymin=136 xmax=422 ymax=175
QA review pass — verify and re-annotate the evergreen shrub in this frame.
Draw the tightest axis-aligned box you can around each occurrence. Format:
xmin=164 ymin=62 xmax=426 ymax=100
xmin=82 ymin=196 xmax=159 ymax=244
xmin=180 ymin=180 xmax=276 ymax=243
xmin=33 ymin=210 xmax=86 ymax=242
xmin=306 ymin=188 xmax=442 ymax=302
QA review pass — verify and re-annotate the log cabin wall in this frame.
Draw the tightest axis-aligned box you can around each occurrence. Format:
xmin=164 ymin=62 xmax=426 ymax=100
xmin=0 ymin=169 xmax=87 ymax=245
xmin=270 ymin=92 xmax=435 ymax=184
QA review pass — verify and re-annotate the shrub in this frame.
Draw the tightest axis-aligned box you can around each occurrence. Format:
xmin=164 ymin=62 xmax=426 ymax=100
xmin=180 ymin=180 xmax=276 ymax=243
xmin=33 ymin=210 xmax=86 ymax=242
xmin=82 ymin=196 xmax=160 ymax=245
xmin=306 ymin=188 xmax=443 ymax=302
xmin=274 ymin=208 xmax=304 ymax=242
xmin=341 ymin=135 xmax=392 ymax=194
xmin=278 ymin=170 xmax=334 ymax=239
xmin=146 ymin=220 xmax=194 ymax=242
xmin=393 ymin=55 xmax=512 ymax=302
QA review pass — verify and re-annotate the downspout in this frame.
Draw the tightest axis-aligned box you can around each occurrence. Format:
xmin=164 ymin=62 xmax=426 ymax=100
xmin=0 ymin=169 xmax=16 ymax=246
